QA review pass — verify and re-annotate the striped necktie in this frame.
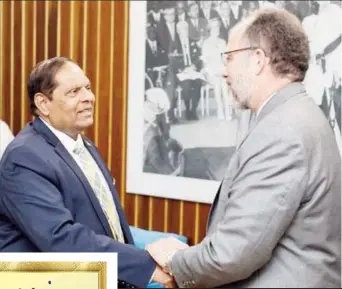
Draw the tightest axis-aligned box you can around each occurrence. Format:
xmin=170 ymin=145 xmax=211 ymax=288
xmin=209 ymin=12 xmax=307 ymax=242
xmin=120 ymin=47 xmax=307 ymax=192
xmin=73 ymin=142 xmax=124 ymax=242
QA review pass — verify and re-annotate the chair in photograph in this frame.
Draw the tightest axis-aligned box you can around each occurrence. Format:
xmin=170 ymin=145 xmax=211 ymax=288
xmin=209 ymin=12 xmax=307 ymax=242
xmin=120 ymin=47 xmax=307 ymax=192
xmin=153 ymin=65 xmax=168 ymax=88
xmin=145 ymin=72 xmax=154 ymax=91
xmin=200 ymin=82 xmax=213 ymax=117
xmin=175 ymin=85 xmax=183 ymax=119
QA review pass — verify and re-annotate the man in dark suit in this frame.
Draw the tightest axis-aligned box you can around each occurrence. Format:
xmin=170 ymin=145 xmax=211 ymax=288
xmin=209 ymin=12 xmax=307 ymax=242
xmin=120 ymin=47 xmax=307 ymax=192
xmin=145 ymin=21 xmax=168 ymax=88
xmin=176 ymin=1 xmax=189 ymax=22
xmin=156 ymin=6 xmax=179 ymax=55
xmin=172 ymin=20 xmax=203 ymax=120
xmin=199 ymin=1 xmax=220 ymax=21
xmin=0 ymin=57 xmax=174 ymax=288
xmin=228 ymin=0 xmax=243 ymax=25
xmin=187 ymin=2 xmax=209 ymax=45
xmin=147 ymin=0 xmax=165 ymax=27
xmin=218 ymin=1 xmax=239 ymax=40
xmin=154 ymin=6 xmax=180 ymax=123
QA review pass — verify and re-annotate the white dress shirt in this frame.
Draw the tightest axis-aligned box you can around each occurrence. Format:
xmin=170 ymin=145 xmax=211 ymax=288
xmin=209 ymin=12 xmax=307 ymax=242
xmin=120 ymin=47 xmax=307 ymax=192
xmin=221 ymin=17 xmax=230 ymax=29
xmin=41 ymin=118 xmax=155 ymax=280
xmin=40 ymin=117 xmax=86 ymax=168
xmin=147 ymin=39 xmax=157 ymax=54
xmin=152 ymin=11 xmax=161 ymax=23
xmin=202 ymin=8 xmax=211 ymax=20
xmin=178 ymin=12 xmax=186 ymax=21
xmin=0 ymin=120 xmax=14 ymax=160
xmin=191 ymin=18 xmax=199 ymax=29
xmin=166 ymin=22 xmax=175 ymax=41
xmin=40 ymin=118 xmax=117 ymax=189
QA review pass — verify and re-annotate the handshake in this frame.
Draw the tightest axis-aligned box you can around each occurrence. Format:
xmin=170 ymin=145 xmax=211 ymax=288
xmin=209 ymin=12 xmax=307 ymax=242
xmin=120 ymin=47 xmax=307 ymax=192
xmin=147 ymin=237 xmax=189 ymax=288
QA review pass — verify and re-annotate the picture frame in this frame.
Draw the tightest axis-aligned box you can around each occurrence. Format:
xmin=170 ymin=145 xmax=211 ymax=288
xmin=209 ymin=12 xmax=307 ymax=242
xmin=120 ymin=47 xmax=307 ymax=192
xmin=0 ymin=253 xmax=117 ymax=289
xmin=125 ymin=1 xmax=341 ymax=204
xmin=125 ymin=1 xmax=238 ymax=204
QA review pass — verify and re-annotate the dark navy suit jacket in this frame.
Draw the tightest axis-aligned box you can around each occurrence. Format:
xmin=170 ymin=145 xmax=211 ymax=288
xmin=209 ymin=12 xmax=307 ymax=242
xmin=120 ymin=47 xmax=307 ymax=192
xmin=0 ymin=118 xmax=155 ymax=288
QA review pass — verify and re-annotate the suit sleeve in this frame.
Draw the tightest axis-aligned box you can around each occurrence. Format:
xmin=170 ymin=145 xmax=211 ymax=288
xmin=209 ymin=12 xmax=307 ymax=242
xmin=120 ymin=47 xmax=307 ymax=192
xmin=170 ymin=124 xmax=309 ymax=288
xmin=0 ymin=148 xmax=156 ymax=288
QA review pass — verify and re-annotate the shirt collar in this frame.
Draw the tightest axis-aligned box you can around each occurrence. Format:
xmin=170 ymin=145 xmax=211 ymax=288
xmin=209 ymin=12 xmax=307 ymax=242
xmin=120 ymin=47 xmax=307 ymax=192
xmin=256 ymin=92 xmax=276 ymax=117
xmin=147 ymin=39 xmax=156 ymax=46
xmin=39 ymin=117 xmax=84 ymax=155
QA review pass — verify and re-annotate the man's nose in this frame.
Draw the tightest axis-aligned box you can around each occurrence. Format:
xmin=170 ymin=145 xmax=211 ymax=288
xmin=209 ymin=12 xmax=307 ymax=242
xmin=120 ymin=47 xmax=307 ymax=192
xmin=81 ymin=87 xmax=95 ymax=102
xmin=222 ymin=68 xmax=228 ymax=79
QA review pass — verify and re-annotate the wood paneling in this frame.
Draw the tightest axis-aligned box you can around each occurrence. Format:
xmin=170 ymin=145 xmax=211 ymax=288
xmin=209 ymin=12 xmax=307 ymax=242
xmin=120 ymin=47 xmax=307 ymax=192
xmin=0 ymin=0 xmax=211 ymax=245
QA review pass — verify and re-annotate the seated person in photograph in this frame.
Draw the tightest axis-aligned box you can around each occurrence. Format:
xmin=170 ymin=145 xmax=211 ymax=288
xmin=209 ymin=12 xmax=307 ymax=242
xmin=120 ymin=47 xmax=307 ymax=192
xmin=0 ymin=119 xmax=14 ymax=160
xmin=0 ymin=57 xmax=174 ymax=289
xmin=143 ymin=88 xmax=184 ymax=176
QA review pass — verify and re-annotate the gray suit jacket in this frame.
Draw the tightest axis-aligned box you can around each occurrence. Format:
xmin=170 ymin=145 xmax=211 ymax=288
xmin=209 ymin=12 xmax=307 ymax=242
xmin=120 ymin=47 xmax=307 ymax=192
xmin=170 ymin=82 xmax=341 ymax=288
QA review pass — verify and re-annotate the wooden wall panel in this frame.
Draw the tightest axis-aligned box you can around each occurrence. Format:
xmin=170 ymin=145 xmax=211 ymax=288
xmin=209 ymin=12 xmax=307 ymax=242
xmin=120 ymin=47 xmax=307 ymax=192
xmin=0 ymin=0 xmax=211 ymax=246
xmin=1 ymin=1 xmax=11 ymax=128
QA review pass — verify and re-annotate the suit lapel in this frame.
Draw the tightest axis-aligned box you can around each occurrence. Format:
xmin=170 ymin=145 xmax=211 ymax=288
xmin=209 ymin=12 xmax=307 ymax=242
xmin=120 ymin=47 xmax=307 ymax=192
xmin=53 ymin=142 xmax=114 ymax=238
xmin=205 ymin=83 xmax=307 ymax=233
xmin=32 ymin=118 xmax=120 ymax=240
xmin=256 ymin=82 xmax=306 ymax=124
xmin=206 ymin=182 xmax=222 ymax=231
xmin=236 ymin=82 xmax=306 ymax=151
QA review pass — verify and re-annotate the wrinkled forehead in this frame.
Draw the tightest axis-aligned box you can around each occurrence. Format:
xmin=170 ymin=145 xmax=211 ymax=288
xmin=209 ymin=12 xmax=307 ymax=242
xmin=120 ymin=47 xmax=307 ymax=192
xmin=54 ymin=62 xmax=89 ymax=88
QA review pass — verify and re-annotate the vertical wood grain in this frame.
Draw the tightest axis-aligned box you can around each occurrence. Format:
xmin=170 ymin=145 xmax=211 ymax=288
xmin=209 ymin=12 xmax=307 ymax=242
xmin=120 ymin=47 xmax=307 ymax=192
xmin=1 ymin=1 xmax=11 ymax=125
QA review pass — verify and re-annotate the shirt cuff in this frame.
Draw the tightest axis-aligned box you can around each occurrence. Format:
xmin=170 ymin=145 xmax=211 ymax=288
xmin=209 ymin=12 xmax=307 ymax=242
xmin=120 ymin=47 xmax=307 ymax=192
xmin=149 ymin=267 xmax=156 ymax=283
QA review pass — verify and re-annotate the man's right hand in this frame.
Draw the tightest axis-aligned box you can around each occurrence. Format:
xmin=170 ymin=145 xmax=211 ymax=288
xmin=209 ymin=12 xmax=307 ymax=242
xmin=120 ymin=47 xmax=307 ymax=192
xmin=152 ymin=265 xmax=177 ymax=288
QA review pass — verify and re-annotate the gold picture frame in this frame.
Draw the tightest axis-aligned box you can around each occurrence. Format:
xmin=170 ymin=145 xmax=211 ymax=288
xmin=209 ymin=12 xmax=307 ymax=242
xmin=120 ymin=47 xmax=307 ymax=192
xmin=0 ymin=261 xmax=107 ymax=289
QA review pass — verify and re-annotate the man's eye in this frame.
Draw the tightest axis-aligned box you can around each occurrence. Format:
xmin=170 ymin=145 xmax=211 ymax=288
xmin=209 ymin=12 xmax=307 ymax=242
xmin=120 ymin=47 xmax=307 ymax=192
xmin=70 ymin=88 xmax=79 ymax=94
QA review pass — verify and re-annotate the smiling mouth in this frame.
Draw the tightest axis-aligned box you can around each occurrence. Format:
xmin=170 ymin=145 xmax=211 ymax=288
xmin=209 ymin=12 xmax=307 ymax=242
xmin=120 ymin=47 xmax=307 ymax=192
xmin=79 ymin=108 xmax=93 ymax=114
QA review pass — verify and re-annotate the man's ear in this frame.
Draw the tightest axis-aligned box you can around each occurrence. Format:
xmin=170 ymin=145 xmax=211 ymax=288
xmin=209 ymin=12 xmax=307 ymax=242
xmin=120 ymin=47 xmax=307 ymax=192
xmin=34 ymin=93 xmax=50 ymax=116
xmin=254 ymin=48 xmax=269 ymax=75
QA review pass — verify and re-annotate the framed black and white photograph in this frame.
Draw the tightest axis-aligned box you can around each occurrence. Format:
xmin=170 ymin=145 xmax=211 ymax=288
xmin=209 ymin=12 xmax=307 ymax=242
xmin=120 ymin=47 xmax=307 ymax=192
xmin=126 ymin=0 xmax=341 ymax=203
